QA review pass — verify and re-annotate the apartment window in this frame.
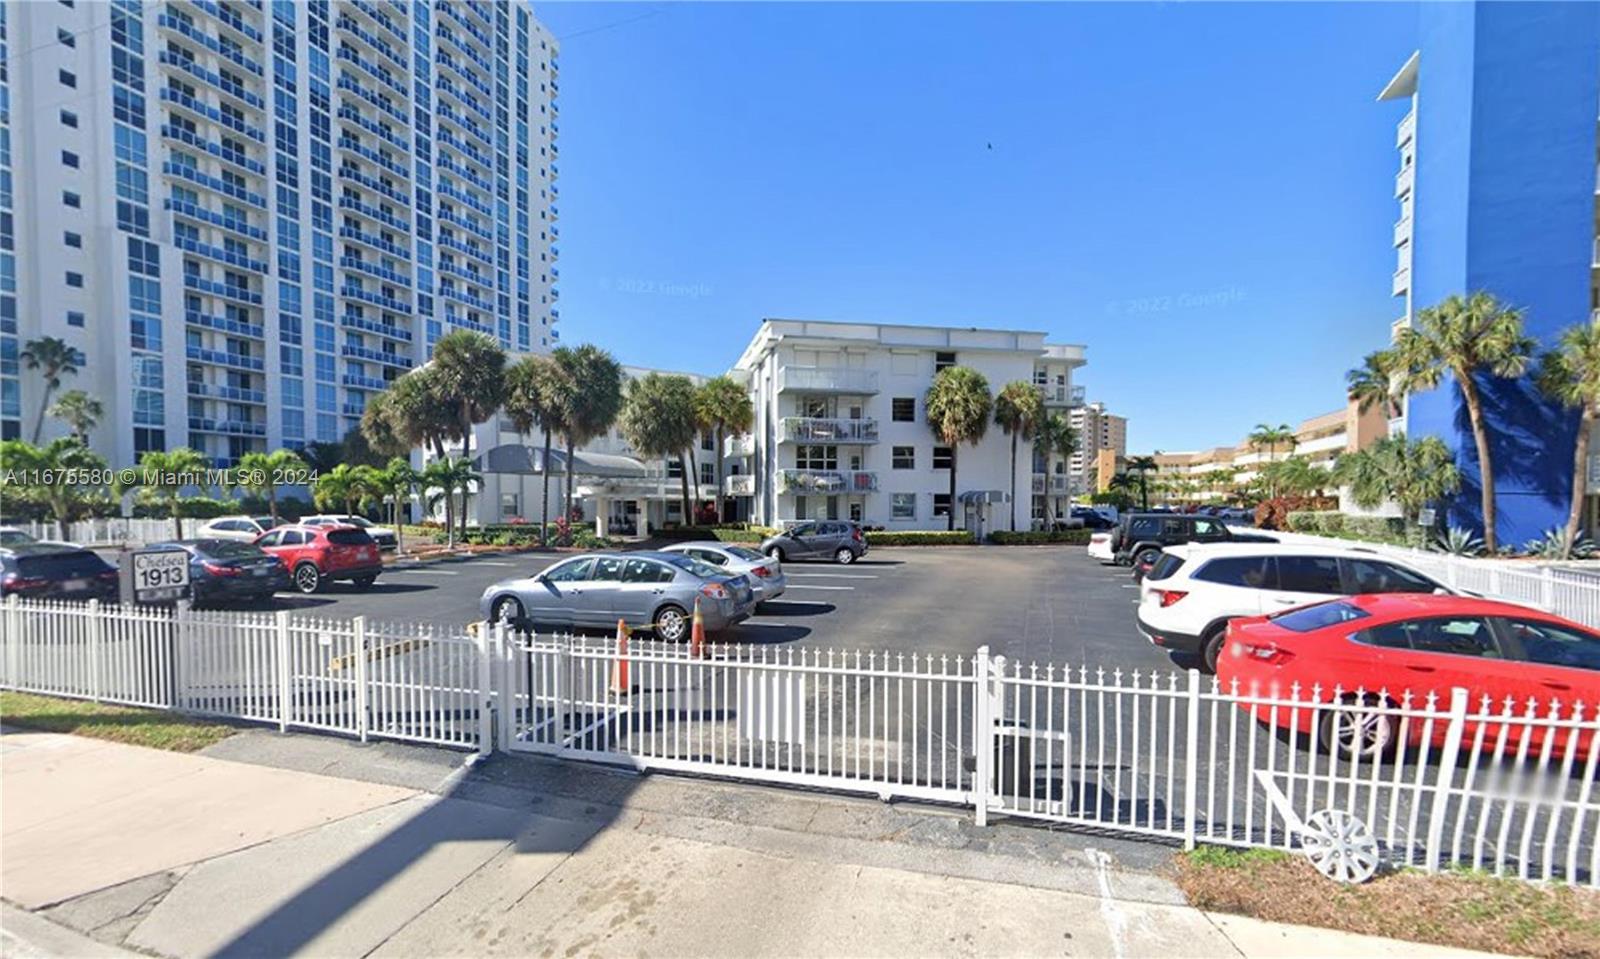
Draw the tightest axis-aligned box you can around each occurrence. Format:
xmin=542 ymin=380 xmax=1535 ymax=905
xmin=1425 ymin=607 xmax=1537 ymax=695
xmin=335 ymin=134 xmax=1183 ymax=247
xmin=59 ymin=69 xmax=77 ymax=88
xmin=891 ymin=446 xmax=915 ymax=470
xmin=62 ymin=151 xmax=79 ymax=169
xmin=934 ymin=351 xmax=956 ymax=372
xmin=891 ymin=493 xmax=916 ymax=520
xmin=65 ymin=272 xmax=84 ymax=288
xmin=66 ymin=311 xmax=85 ymax=328
xmin=60 ymin=109 xmax=78 ymax=128
xmin=63 ymin=232 xmax=82 ymax=249
xmin=891 ymin=397 xmax=915 ymax=422
xmin=700 ymin=462 xmax=714 ymax=486
xmin=796 ymin=445 xmax=837 ymax=471
xmin=932 ymin=493 xmax=952 ymax=518
xmin=58 ymin=27 xmax=75 ymax=47
xmin=63 ymin=191 xmax=81 ymax=208
xmin=932 ymin=446 xmax=953 ymax=470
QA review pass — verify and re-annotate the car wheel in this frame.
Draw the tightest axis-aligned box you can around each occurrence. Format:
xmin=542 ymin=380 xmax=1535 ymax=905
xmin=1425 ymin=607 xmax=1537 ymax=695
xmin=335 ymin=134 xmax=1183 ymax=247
xmin=292 ymin=562 xmax=323 ymax=594
xmin=766 ymin=546 xmax=785 ymax=562
xmin=655 ymin=603 xmax=689 ymax=642
xmin=1201 ymin=625 xmax=1227 ymax=674
xmin=352 ymin=574 xmax=377 ymax=589
xmin=1318 ymin=696 xmax=1397 ymax=760
xmin=490 ymin=595 xmax=525 ymax=626
xmin=1135 ymin=547 xmax=1161 ymax=569
xmin=834 ymin=547 xmax=855 ymax=565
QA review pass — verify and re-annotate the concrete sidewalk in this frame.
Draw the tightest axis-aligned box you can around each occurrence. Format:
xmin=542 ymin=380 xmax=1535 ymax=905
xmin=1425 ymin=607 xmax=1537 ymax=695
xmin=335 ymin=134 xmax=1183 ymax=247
xmin=0 ymin=728 xmax=1506 ymax=959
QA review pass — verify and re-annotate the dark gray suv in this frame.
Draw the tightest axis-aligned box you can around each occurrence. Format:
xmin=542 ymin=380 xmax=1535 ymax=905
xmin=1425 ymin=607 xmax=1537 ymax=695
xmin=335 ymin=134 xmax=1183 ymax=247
xmin=761 ymin=521 xmax=868 ymax=564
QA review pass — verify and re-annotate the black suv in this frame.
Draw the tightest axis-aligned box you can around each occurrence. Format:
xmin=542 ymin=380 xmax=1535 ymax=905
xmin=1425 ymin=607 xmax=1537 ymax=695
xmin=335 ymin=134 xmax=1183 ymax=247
xmin=1110 ymin=513 xmax=1276 ymax=567
xmin=0 ymin=543 xmax=120 ymax=600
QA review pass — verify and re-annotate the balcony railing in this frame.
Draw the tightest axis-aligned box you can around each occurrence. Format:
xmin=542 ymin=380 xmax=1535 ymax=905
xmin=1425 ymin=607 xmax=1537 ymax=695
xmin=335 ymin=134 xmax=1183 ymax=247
xmin=776 ymin=469 xmax=879 ymax=494
xmin=725 ymin=474 xmax=755 ymax=497
xmin=1392 ymin=266 xmax=1410 ymax=297
xmin=1394 ymin=215 xmax=1413 ymax=248
xmin=774 ymin=366 xmax=880 ymax=395
xmin=777 ymin=417 xmax=879 ymax=445
xmin=1396 ymin=110 xmax=1415 ymax=147
xmin=1394 ymin=164 xmax=1414 ymax=199
xmin=724 ymin=434 xmax=755 ymax=457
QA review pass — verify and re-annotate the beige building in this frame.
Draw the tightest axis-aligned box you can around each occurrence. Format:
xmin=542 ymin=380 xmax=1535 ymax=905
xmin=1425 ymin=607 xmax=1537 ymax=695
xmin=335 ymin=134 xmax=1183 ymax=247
xmin=1068 ymin=402 xmax=1126 ymax=497
xmin=1093 ymin=449 xmax=1126 ymax=493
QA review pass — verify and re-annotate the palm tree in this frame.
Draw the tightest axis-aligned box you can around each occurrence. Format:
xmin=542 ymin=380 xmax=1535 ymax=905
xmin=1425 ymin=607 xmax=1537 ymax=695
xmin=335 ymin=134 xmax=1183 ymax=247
xmin=124 ymin=447 xmax=210 ymax=538
xmin=1126 ymin=454 xmax=1159 ymax=510
xmin=47 ymin=390 xmax=102 ymax=444
xmin=503 ymin=354 xmax=571 ymax=544
xmin=428 ymin=330 xmax=507 ymax=459
xmin=20 ymin=337 xmax=81 ymax=443
xmin=377 ymin=457 xmax=420 ymax=553
xmin=358 ymin=392 xmax=411 ymax=460
xmin=1248 ymin=423 xmax=1296 ymax=463
xmin=0 ymin=438 xmax=108 ymax=540
xmin=382 ymin=368 xmax=459 ymax=459
xmin=1035 ymin=413 xmax=1077 ymax=526
xmin=618 ymin=373 xmax=699 ymax=525
xmin=993 ymin=381 xmax=1045 ymax=532
xmin=1536 ymin=317 xmax=1600 ymax=556
xmin=1107 ymin=472 xmax=1138 ymax=511
xmin=925 ymin=366 xmax=993 ymax=531
xmin=236 ymin=449 xmax=308 ymax=526
xmin=553 ymin=345 xmax=624 ymax=532
xmin=420 ymin=457 xmax=480 ymax=549
xmin=1335 ymin=433 xmax=1461 ymax=529
xmin=313 ymin=463 xmax=382 ymax=516
xmin=1386 ymin=292 xmax=1535 ymax=551
xmin=695 ymin=375 xmax=754 ymax=524
xmin=1346 ymin=351 xmax=1399 ymax=419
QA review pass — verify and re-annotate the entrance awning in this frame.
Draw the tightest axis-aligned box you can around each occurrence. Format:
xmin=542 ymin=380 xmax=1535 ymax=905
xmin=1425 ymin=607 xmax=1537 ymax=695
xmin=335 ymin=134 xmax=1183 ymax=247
xmin=958 ymin=490 xmax=1010 ymax=505
xmin=475 ymin=444 xmax=652 ymax=479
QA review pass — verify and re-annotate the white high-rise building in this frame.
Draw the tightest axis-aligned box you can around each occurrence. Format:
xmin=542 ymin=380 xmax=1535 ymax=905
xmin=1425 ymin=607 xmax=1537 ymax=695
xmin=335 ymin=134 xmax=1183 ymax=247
xmin=0 ymin=0 xmax=559 ymax=466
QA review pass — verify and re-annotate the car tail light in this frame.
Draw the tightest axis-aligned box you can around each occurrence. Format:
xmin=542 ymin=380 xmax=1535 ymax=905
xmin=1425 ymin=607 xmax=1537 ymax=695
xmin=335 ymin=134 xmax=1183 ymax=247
xmin=1236 ymin=641 xmax=1292 ymax=665
xmin=3 ymin=574 xmax=47 ymax=590
xmin=1157 ymin=589 xmax=1188 ymax=608
xmin=1091 ymin=533 xmax=1108 ymax=543
xmin=851 ymin=527 xmax=863 ymax=542
xmin=700 ymin=582 xmax=730 ymax=600
xmin=750 ymin=565 xmax=772 ymax=578
xmin=202 ymin=561 xmax=241 ymax=577
xmin=97 ymin=570 xmax=119 ymax=581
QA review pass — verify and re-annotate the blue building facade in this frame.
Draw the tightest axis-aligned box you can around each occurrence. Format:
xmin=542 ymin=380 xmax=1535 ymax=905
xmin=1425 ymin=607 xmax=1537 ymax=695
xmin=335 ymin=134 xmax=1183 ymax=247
xmin=1387 ymin=2 xmax=1600 ymax=547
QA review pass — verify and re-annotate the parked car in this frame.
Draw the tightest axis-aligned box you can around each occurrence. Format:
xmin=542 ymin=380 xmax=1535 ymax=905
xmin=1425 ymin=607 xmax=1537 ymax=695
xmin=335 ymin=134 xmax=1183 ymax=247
xmin=1107 ymin=512 xmax=1276 ymax=568
xmin=761 ymin=520 xmax=868 ymax=564
xmin=253 ymin=524 xmax=382 ymax=593
xmin=1135 ymin=543 xmax=1452 ymax=672
xmin=1218 ymin=593 xmax=1600 ymax=759
xmin=150 ymin=539 xmax=289 ymax=607
xmin=0 ymin=526 xmax=37 ymax=546
xmin=0 ymin=543 xmax=119 ymax=600
xmin=661 ymin=541 xmax=787 ymax=605
xmin=301 ymin=514 xmax=398 ymax=550
xmin=1087 ymin=530 xmax=1116 ymax=562
xmin=195 ymin=515 xmax=279 ymax=542
xmin=1068 ymin=507 xmax=1116 ymax=531
xmin=478 ymin=551 xmax=756 ymax=641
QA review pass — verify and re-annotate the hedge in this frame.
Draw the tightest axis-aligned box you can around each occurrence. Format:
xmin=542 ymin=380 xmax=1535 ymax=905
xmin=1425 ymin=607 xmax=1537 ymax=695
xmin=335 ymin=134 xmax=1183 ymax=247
xmin=864 ymin=530 xmax=975 ymax=546
xmin=649 ymin=525 xmax=779 ymax=544
xmin=1284 ymin=511 xmax=1414 ymax=547
xmin=988 ymin=529 xmax=1093 ymax=545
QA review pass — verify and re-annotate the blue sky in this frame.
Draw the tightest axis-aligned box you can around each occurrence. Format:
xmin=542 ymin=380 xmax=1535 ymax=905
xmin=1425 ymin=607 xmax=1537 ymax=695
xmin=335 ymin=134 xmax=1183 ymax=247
xmin=535 ymin=2 xmax=1421 ymax=452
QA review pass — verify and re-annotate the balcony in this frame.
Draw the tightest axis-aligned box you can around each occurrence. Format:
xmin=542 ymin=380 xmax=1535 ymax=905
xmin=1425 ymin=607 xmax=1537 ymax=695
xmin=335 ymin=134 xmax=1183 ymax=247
xmin=186 ymin=345 xmax=263 ymax=372
xmin=342 ymin=373 xmax=390 ymax=391
xmin=339 ymin=313 xmax=412 ymax=342
xmin=339 ymin=284 xmax=412 ymax=313
xmin=724 ymin=434 xmax=755 ymax=457
xmin=1392 ymin=265 xmax=1410 ymax=297
xmin=776 ymin=469 xmax=879 ymax=495
xmin=776 ymin=417 xmax=879 ymax=445
xmin=189 ymin=416 xmax=266 ymax=437
xmin=1396 ymin=110 xmax=1415 ymax=147
xmin=187 ymin=381 xmax=265 ymax=405
xmin=1394 ymin=215 xmax=1412 ymax=248
xmin=725 ymin=474 xmax=755 ymax=497
xmin=1394 ymin=164 xmax=1414 ymax=199
xmin=774 ymin=366 xmax=880 ymax=395
xmin=340 ymin=343 xmax=413 ymax=369
xmin=186 ymin=308 xmax=264 ymax=340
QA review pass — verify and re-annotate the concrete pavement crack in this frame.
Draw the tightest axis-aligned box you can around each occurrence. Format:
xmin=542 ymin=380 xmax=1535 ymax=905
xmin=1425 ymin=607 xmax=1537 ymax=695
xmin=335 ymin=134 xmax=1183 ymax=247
xmin=360 ymin=837 xmax=522 ymax=959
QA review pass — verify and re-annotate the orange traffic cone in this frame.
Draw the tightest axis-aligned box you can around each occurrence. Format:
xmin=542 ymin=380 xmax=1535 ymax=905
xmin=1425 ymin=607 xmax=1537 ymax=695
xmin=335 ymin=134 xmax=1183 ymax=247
xmin=609 ymin=618 xmax=633 ymax=695
xmin=690 ymin=596 xmax=707 ymax=659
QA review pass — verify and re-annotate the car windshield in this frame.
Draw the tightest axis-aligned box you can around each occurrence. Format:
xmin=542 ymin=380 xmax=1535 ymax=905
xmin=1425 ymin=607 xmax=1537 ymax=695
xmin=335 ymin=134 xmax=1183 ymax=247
xmin=195 ymin=540 xmax=263 ymax=560
xmin=327 ymin=529 xmax=374 ymax=545
xmin=251 ymin=517 xmax=275 ymax=529
xmin=345 ymin=517 xmax=373 ymax=527
xmin=661 ymin=554 xmax=723 ymax=579
xmin=726 ymin=545 xmax=765 ymax=562
xmin=1270 ymin=600 xmax=1371 ymax=633
xmin=0 ymin=530 xmax=36 ymax=544
xmin=16 ymin=551 xmax=113 ymax=577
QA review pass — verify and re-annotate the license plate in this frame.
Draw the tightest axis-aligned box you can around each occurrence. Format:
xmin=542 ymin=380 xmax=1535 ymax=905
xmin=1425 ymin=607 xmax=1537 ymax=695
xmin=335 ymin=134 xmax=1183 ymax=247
xmin=252 ymin=566 xmax=270 ymax=577
xmin=63 ymin=578 xmax=87 ymax=591
xmin=360 ymin=548 xmax=373 ymax=560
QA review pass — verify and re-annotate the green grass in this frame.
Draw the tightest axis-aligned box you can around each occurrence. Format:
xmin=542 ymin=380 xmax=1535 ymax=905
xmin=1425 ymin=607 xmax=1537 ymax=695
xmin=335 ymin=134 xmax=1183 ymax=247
xmin=0 ymin=691 xmax=237 ymax=752
xmin=1183 ymin=845 xmax=1293 ymax=869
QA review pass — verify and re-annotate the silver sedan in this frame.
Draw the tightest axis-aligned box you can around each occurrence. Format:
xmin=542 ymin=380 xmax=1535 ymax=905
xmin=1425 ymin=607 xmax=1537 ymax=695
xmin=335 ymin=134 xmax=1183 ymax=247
xmin=478 ymin=550 xmax=755 ymax=641
xmin=661 ymin=541 xmax=787 ymax=606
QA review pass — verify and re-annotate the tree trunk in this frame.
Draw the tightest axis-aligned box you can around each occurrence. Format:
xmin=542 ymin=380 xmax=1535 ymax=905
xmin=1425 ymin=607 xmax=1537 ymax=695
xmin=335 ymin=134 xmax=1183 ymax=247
xmin=460 ymin=405 xmax=473 ymax=460
xmin=1460 ymin=377 xmax=1499 ymax=551
xmin=541 ymin=429 xmax=553 ymax=547
xmin=29 ymin=386 xmax=53 ymax=444
xmin=947 ymin=446 xmax=958 ymax=532
xmin=1564 ymin=408 xmax=1593 ymax=557
xmin=393 ymin=493 xmax=404 ymax=555
xmin=564 ymin=435 xmax=576 ymax=544
xmin=1008 ymin=433 xmax=1019 ymax=532
xmin=689 ymin=445 xmax=702 ymax=518
xmin=678 ymin=451 xmax=692 ymax=527
xmin=172 ymin=503 xmax=183 ymax=540
xmin=443 ymin=486 xmax=456 ymax=550
xmin=714 ymin=427 xmax=726 ymax=525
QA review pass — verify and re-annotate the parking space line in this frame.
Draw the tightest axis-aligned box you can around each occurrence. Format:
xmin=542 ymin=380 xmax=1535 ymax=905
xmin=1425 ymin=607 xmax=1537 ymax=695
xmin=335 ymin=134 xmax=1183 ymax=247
xmin=787 ymin=573 xmax=877 ymax=579
xmin=473 ymin=561 xmax=518 ymax=567
xmin=389 ymin=568 xmax=460 ymax=575
xmin=761 ymin=600 xmax=833 ymax=607
xmin=787 ymin=584 xmax=854 ymax=591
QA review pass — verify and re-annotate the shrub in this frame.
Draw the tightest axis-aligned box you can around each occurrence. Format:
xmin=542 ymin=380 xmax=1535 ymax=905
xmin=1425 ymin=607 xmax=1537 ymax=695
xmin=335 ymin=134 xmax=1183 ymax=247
xmin=1254 ymin=496 xmax=1310 ymax=531
xmin=650 ymin=525 xmax=777 ymax=544
xmin=865 ymin=530 xmax=975 ymax=546
xmin=1344 ymin=515 xmax=1407 ymax=543
xmin=988 ymin=529 xmax=1093 ymax=545
xmin=1284 ymin=510 xmax=1347 ymax=536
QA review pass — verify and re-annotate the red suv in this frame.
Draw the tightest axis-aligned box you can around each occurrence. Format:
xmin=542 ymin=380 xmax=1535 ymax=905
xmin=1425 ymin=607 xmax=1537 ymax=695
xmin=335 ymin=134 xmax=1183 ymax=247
xmin=253 ymin=524 xmax=382 ymax=594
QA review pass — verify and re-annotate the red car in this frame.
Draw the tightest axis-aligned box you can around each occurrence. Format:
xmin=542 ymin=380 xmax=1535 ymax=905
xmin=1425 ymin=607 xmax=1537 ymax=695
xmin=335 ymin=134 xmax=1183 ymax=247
xmin=1218 ymin=593 xmax=1600 ymax=758
xmin=253 ymin=524 xmax=382 ymax=594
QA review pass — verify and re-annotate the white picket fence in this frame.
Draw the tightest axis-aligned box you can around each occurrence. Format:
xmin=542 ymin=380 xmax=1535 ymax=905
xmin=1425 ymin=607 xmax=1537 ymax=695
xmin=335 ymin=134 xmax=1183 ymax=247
xmin=1242 ymin=528 xmax=1600 ymax=629
xmin=3 ymin=597 xmax=1597 ymax=886
xmin=10 ymin=517 xmax=181 ymax=548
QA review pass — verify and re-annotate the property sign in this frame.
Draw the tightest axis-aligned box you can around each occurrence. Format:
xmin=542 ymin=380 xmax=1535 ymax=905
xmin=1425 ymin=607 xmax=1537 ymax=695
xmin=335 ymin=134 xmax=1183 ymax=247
xmin=127 ymin=547 xmax=191 ymax=604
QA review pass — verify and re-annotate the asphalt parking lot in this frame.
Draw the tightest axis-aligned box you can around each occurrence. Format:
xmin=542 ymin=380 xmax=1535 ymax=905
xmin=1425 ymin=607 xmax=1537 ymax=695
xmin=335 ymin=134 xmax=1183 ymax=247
xmin=253 ymin=545 xmax=1177 ymax=673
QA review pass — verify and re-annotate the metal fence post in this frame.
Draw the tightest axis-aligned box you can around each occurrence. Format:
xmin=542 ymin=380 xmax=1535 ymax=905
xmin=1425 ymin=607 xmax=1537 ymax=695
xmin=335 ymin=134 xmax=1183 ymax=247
xmin=353 ymin=616 xmax=369 ymax=743
xmin=1183 ymin=669 xmax=1201 ymax=850
xmin=475 ymin=620 xmax=493 ymax=756
xmin=1423 ymin=687 xmax=1470 ymax=873
xmin=3 ymin=593 xmax=18 ymax=689
xmin=87 ymin=599 xmax=103 ymax=702
xmin=494 ymin=621 xmax=512 ymax=752
xmin=1541 ymin=567 xmax=1556 ymax=611
xmin=972 ymin=645 xmax=992 ymax=827
xmin=275 ymin=610 xmax=291 ymax=732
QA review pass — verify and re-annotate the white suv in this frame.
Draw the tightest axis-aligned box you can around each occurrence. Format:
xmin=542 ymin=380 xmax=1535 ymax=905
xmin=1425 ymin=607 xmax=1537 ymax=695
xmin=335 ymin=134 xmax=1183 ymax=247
xmin=1135 ymin=543 xmax=1451 ymax=672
